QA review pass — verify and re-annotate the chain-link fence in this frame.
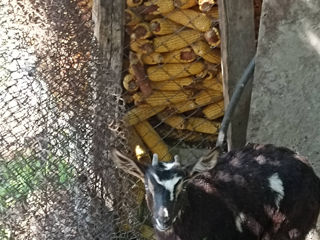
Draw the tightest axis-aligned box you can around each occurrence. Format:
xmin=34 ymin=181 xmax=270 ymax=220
xmin=0 ymin=0 xmax=261 ymax=239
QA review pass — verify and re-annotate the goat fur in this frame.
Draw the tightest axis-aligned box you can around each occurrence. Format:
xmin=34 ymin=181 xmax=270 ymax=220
xmin=154 ymin=144 xmax=320 ymax=240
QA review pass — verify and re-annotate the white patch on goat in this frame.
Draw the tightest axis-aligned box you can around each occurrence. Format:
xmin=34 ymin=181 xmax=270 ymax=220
xmin=152 ymin=173 xmax=182 ymax=201
xmin=163 ymin=208 xmax=169 ymax=218
xmin=235 ymin=212 xmax=246 ymax=232
xmin=268 ymin=173 xmax=284 ymax=208
xmin=162 ymin=162 xmax=177 ymax=170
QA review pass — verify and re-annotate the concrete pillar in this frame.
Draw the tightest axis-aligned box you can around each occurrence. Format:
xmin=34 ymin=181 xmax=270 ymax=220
xmin=247 ymin=0 xmax=320 ymax=236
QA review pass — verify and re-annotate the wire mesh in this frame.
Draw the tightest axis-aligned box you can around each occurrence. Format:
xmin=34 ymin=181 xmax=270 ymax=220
xmin=0 ymin=0 xmax=149 ymax=239
xmin=0 ymin=0 xmax=252 ymax=239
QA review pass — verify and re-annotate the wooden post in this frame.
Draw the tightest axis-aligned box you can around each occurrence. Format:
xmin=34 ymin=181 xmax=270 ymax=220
xmin=218 ymin=0 xmax=256 ymax=149
xmin=93 ymin=0 xmax=125 ymax=81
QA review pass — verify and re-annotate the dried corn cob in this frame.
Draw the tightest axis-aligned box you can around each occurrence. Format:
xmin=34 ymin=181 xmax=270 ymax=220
xmin=204 ymin=27 xmax=221 ymax=47
xmin=142 ymin=48 xmax=197 ymax=64
xmin=127 ymin=0 xmax=143 ymax=7
xmin=162 ymin=47 xmax=197 ymax=63
xmin=132 ymin=23 xmax=153 ymax=40
xmin=202 ymin=100 xmax=224 ymax=120
xmin=195 ymin=69 xmax=209 ymax=79
xmin=191 ymin=40 xmax=221 ymax=64
xmin=133 ymin=90 xmax=193 ymax=106
xmin=130 ymin=39 xmax=154 ymax=54
xmin=158 ymin=114 xmax=185 ymax=129
xmin=134 ymin=120 xmax=172 ymax=162
xmin=172 ymin=89 xmax=223 ymax=112
xmin=172 ymin=100 xmax=201 ymax=113
xmin=142 ymin=52 xmax=164 ymax=65
xmin=127 ymin=127 xmax=151 ymax=163
xmin=195 ymin=89 xmax=223 ymax=105
xmin=153 ymin=30 xmax=202 ymax=52
xmin=150 ymin=77 xmax=193 ymax=90
xmin=174 ymin=0 xmax=198 ymax=9
xmin=125 ymin=9 xmax=142 ymax=26
xmin=147 ymin=62 xmax=205 ymax=81
xmin=123 ymin=74 xmax=139 ymax=93
xmin=201 ymin=76 xmax=223 ymax=91
xmin=124 ymin=104 xmax=166 ymax=126
xmin=129 ymin=52 xmax=152 ymax=96
xmin=144 ymin=0 xmax=175 ymax=15
xmin=150 ymin=18 xmax=182 ymax=35
xmin=198 ymin=0 xmax=216 ymax=12
xmin=207 ymin=6 xmax=219 ymax=18
xmin=159 ymin=114 xmax=220 ymax=134
xmin=186 ymin=117 xmax=220 ymax=134
xmin=164 ymin=9 xmax=212 ymax=32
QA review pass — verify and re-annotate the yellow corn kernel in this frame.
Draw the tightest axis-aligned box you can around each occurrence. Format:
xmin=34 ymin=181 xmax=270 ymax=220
xmin=130 ymin=39 xmax=154 ymax=54
xmin=195 ymin=89 xmax=223 ymax=105
xmin=135 ymin=120 xmax=172 ymax=162
xmin=125 ymin=9 xmax=142 ymax=26
xmin=158 ymin=114 xmax=186 ymax=129
xmin=150 ymin=77 xmax=193 ymax=90
xmin=127 ymin=0 xmax=143 ymax=7
xmin=172 ymin=100 xmax=201 ymax=113
xmin=207 ymin=6 xmax=219 ymax=18
xmin=144 ymin=0 xmax=175 ymax=14
xmin=201 ymin=76 xmax=223 ymax=91
xmin=124 ymin=104 xmax=166 ymax=126
xmin=150 ymin=18 xmax=182 ymax=35
xmin=142 ymin=52 xmax=164 ymax=65
xmin=186 ymin=117 xmax=220 ymax=134
xmin=162 ymin=47 xmax=197 ymax=63
xmin=153 ymin=30 xmax=202 ymax=52
xmin=172 ymin=89 xmax=222 ymax=113
xmin=133 ymin=90 xmax=193 ymax=106
xmin=132 ymin=22 xmax=153 ymax=40
xmin=202 ymin=100 xmax=224 ymax=120
xmin=123 ymin=74 xmax=139 ymax=92
xmin=147 ymin=62 xmax=205 ymax=81
xmin=164 ymin=9 xmax=212 ymax=32
xmin=127 ymin=127 xmax=151 ymax=164
xmin=198 ymin=0 xmax=216 ymax=12
xmin=159 ymin=114 xmax=220 ymax=134
xmin=174 ymin=0 xmax=197 ymax=9
xmin=204 ymin=27 xmax=221 ymax=47
xmin=191 ymin=40 xmax=221 ymax=64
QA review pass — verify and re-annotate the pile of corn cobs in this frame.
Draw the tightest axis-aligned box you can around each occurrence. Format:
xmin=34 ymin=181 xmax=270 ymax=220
xmin=123 ymin=0 xmax=224 ymax=162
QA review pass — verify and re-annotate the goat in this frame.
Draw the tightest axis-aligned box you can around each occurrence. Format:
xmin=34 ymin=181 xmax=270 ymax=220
xmin=112 ymin=143 xmax=320 ymax=240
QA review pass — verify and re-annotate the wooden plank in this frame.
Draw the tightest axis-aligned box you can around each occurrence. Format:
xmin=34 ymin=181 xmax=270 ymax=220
xmin=93 ymin=0 xmax=125 ymax=81
xmin=218 ymin=0 xmax=256 ymax=149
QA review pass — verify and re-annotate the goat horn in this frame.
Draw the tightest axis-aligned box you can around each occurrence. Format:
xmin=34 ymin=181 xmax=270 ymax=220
xmin=174 ymin=155 xmax=180 ymax=165
xmin=152 ymin=153 xmax=158 ymax=166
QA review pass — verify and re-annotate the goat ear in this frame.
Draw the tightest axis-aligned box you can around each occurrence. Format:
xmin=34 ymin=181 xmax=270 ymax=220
xmin=186 ymin=147 xmax=221 ymax=177
xmin=111 ymin=149 xmax=147 ymax=182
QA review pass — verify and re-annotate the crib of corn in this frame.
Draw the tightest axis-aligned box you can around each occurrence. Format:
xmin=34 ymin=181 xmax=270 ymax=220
xmin=123 ymin=0 xmax=223 ymax=164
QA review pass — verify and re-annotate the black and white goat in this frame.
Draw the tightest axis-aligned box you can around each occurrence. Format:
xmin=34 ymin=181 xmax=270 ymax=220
xmin=112 ymin=144 xmax=320 ymax=240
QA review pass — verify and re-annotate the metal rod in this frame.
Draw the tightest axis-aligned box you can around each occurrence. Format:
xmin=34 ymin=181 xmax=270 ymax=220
xmin=216 ymin=56 xmax=256 ymax=149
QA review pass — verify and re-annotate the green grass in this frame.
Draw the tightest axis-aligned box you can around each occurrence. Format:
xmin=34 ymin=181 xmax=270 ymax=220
xmin=0 ymin=150 xmax=76 ymax=213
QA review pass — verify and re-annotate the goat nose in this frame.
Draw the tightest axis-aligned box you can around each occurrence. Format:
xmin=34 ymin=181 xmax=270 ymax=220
xmin=158 ymin=207 xmax=169 ymax=218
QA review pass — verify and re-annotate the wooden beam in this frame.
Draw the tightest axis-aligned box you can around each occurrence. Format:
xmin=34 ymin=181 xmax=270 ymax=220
xmin=218 ymin=0 xmax=256 ymax=149
xmin=93 ymin=0 xmax=125 ymax=81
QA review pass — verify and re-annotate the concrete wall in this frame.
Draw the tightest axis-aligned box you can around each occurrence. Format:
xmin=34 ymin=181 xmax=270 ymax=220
xmin=247 ymin=0 xmax=320 ymax=236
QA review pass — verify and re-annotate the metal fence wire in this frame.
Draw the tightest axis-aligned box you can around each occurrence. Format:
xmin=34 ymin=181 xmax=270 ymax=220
xmin=0 ymin=0 xmax=264 ymax=239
